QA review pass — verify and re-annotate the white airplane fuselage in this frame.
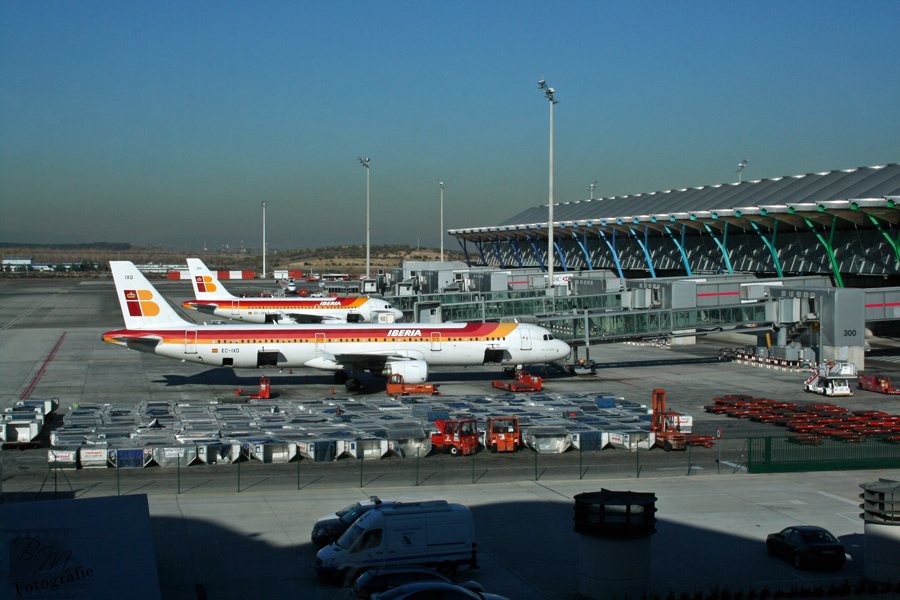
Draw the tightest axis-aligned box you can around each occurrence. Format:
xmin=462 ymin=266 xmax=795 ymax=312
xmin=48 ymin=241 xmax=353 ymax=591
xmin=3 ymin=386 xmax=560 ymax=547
xmin=183 ymin=297 xmax=403 ymax=324
xmin=104 ymin=322 xmax=569 ymax=371
xmin=106 ymin=260 xmax=570 ymax=387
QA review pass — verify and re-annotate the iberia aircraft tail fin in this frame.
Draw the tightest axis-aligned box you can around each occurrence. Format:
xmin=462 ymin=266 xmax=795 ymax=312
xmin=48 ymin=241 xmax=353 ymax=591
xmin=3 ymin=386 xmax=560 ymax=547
xmin=110 ymin=261 xmax=193 ymax=329
xmin=186 ymin=258 xmax=239 ymax=301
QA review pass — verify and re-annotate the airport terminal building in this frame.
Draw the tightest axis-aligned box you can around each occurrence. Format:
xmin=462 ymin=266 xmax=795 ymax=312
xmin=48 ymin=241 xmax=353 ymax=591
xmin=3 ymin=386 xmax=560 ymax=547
xmin=449 ymin=163 xmax=900 ymax=287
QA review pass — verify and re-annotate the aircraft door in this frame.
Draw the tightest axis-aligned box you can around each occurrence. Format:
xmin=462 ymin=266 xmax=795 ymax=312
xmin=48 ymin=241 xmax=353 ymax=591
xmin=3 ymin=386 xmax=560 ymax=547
xmin=230 ymin=301 xmax=239 ymax=317
xmin=519 ymin=326 xmax=532 ymax=351
xmin=431 ymin=332 xmax=441 ymax=351
xmin=185 ymin=330 xmax=197 ymax=354
xmin=315 ymin=332 xmax=325 ymax=354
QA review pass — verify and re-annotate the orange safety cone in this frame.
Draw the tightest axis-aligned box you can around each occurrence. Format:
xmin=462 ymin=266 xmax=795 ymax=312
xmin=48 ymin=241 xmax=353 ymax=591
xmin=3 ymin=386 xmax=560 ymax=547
xmin=331 ymin=386 xmax=335 ymax=395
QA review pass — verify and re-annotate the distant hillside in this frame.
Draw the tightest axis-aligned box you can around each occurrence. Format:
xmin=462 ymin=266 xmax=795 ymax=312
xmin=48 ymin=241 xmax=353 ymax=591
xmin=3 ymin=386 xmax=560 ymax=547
xmin=0 ymin=244 xmax=465 ymax=277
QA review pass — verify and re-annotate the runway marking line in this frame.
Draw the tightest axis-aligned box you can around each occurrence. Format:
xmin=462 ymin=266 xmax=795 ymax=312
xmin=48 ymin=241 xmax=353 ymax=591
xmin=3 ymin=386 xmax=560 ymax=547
xmin=19 ymin=332 xmax=67 ymax=400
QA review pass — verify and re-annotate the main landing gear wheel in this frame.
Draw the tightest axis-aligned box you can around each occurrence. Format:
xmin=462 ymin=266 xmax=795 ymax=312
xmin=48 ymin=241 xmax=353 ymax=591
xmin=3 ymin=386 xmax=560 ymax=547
xmin=345 ymin=378 xmax=362 ymax=392
xmin=334 ymin=371 xmax=349 ymax=385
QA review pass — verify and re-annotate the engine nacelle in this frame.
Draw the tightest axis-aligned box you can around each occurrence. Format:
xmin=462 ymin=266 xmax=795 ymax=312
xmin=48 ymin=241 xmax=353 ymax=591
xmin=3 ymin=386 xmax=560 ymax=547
xmin=381 ymin=360 xmax=428 ymax=384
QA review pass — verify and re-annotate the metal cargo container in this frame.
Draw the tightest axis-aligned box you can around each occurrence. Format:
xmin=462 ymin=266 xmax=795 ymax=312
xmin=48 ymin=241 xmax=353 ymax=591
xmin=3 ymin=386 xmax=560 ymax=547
xmin=384 ymin=426 xmax=431 ymax=458
xmin=0 ymin=418 xmax=41 ymax=443
xmin=151 ymin=445 xmax=199 ymax=467
xmin=48 ymin=446 xmax=79 ymax=469
xmin=79 ymin=444 xmax=109 ymax=468
xmin=523 ymin=426 xmax=572 ymax=454
xmin=344 ymin=438 xmax=389 ymax=460
xmin=607 ymin=430 xmax=654 ymax=451
xmin=297 ymin=439 xmax=337 ymax=462
xmin=249 ymin=439 xmax=295 ymax=463
xmin=571 ymin=430 xmax=608 ymax=451
xmin=109 ymin=448 xmax=153 ymax=468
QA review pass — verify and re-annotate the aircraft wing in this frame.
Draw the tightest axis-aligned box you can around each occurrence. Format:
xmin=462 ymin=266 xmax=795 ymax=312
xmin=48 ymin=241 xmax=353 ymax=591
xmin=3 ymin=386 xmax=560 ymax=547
xmin=280 ymin=313 xmax=347 ymax=324
xmin=304 ymin=350 xmax=420 ymax=370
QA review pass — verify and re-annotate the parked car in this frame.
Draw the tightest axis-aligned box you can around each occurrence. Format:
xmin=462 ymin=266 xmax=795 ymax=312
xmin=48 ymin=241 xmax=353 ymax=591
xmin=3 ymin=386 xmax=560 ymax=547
xmin=352 ymin=566 xmax=483 ymax=600
xmin=311 ymin=496 xmax=393 ymax=547
xmin=766 ymin=526 xmax=846 ymax=569
xmin=316 ymin=501 xmax=477 ymax=583
xmin=371 ymin=581 xmax=509 ymax=600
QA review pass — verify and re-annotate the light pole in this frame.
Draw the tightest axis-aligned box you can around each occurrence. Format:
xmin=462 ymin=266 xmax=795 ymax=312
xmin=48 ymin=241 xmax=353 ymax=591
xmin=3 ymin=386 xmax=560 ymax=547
xmin=358 ymin=157 xmax=371 ymax=278
xmin=590 ymin=180 xmax=598 ymax=200
xmin=737 ymin=159 xmax=748 ymax=183
xmin=261 ymin=201 xmax=267 ymax=279
xmin=437 ymin=179 xmax=444 ymax=262
xmin=538 ymin=79 xmax=558 ymax=294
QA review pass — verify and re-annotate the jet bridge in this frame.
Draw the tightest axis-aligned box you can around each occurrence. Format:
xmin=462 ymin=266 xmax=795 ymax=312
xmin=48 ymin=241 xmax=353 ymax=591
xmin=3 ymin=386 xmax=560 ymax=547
xmin=537 ymin=282 xmax=894 ymax=372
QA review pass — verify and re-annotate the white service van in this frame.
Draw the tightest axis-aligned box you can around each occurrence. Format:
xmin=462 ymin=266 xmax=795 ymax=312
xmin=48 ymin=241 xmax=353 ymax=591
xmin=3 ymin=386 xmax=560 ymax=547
xmin=314 ymin=500 xmax=477 ymax=582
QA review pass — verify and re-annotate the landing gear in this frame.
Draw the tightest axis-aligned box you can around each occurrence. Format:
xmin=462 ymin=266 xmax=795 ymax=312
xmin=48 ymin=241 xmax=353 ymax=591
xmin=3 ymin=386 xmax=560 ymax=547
xmin=334 ymin=371 xmax=349 ymax=385
xmin=345 ymin=378 xmax=362 ymax=392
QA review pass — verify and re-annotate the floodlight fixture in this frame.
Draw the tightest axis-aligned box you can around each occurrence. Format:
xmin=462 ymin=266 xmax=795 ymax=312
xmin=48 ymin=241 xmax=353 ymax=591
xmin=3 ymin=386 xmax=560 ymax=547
xmin=538 ymin=78 xmax=558 ymax=299
xmin=437 ymin=179 xmax=444 ymax=262
xmin=737 ymin=159 xmax=749 ymax=183
xmin=359 ymin=157 xmax=371 ymax=277
xmin=261 ymin=201 xmax=267 ymax=279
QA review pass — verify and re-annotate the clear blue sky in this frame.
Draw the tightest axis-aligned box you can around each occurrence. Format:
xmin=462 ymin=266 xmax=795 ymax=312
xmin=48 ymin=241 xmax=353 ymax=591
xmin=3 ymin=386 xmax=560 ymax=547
xmin=2 ymin=1 xmax=898 ymax=251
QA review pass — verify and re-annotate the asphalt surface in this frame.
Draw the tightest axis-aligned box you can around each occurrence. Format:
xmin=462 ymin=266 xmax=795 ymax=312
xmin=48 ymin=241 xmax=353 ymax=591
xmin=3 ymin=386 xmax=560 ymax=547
xmin=3 ymin=276 xmax=900 ymax=600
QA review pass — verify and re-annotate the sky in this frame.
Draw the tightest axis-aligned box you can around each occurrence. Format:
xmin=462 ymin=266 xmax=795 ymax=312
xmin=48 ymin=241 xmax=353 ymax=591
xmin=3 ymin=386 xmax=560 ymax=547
xmin=2 ymin=1 xmax=899 ymax=252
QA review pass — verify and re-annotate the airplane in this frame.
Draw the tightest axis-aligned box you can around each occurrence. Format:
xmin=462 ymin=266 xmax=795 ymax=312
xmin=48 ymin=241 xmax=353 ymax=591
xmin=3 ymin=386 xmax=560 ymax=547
xmin=104 ymin=261 xmax=572 ymax=391
xmin=181 ymin=258 xmax=403 ymax=324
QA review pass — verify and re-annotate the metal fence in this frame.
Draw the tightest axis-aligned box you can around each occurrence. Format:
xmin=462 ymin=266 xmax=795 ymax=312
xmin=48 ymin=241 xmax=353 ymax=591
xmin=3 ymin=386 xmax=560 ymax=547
xmin=2 ymin=438 xmax=754 ymax=502
xmin=747 ymin=436 xmax=900 ymax=473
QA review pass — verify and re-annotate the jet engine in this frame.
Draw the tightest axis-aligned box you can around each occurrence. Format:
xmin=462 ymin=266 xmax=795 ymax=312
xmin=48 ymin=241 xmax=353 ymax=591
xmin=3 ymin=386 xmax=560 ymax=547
xmin=378 ymin=360 xmax=428 ymax=384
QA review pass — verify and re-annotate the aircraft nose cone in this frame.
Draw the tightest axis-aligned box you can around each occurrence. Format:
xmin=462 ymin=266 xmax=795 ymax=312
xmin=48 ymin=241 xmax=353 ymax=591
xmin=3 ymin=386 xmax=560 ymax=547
xmin=558 ymin=340 xmax=571 ymax=359
xmin=392 ymin=308 xmax=404 ymax=320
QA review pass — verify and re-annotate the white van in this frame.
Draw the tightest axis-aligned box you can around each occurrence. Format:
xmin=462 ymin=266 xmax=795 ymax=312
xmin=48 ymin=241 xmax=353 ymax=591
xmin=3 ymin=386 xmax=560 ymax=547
xmin=314 ymin=500 xmax=477 ymax=583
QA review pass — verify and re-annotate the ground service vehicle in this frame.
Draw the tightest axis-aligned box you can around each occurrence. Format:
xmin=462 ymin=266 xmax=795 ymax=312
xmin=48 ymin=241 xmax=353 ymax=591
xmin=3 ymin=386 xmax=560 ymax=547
xmin=650 ymin=389 xmax=714 ymax=450
xmin=858 ymin=373 xmax=900 ymax=394
xmin=766 ymin=526 xmax=846 ymax=570
xmin=385 ymin=374 xmax=441 ymax=397
xmin=311 ymin=496 xmax=393 ymax=547
xmin=315 ymin=501 xmax=478 ymax=583
xmin=651 ymin=389 xmax=687 ymax=451
xmin=804 ymin=362 xmax=857 ymax=396
xmin=371 ymin=581 xmax=509 ymax=600
xmin=482 ymin=416 xmax=521 ymax=452
xmin=352 ymin=566 xmax=483 ymax=600
xmin=566 ymin=358 xmax=597 ymax=376
xmin=491 ymin=369 xmax=542 ymax=392
xmin=431 ymin=419 xmax=478 ymax=456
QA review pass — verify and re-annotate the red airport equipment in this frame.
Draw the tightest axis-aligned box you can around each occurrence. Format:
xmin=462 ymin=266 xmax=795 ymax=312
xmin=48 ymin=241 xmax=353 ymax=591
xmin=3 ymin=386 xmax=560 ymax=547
xmin=235 ymin=376 xmax=271 ymax=399
xmin=858 ymin=374 xmax=900 ymax=394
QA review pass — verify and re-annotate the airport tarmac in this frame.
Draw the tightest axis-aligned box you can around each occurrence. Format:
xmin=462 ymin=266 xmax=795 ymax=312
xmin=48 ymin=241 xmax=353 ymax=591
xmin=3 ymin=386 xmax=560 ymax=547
xmin=3 ymin=277 xmax=900 ymax=600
